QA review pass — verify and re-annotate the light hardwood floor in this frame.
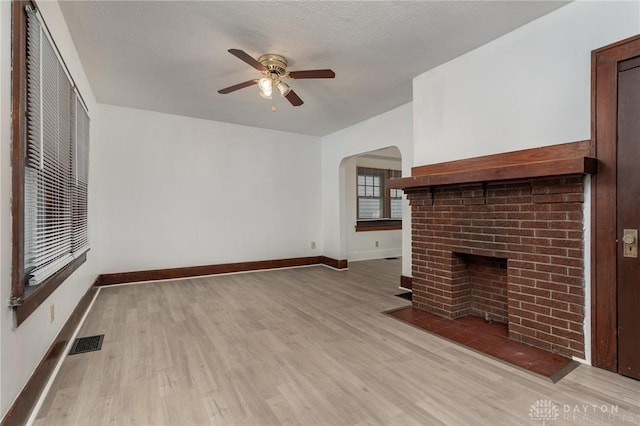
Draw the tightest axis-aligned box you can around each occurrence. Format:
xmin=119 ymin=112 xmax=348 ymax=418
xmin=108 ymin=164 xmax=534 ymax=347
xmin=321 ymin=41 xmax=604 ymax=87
xmin=34 ymin=259 xmax=640 ymax=425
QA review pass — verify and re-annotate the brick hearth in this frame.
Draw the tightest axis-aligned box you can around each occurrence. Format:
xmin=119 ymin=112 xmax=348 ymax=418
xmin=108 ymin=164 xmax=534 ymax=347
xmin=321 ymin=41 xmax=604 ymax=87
xmin=406 ymin=176 xmax=585 ymax=359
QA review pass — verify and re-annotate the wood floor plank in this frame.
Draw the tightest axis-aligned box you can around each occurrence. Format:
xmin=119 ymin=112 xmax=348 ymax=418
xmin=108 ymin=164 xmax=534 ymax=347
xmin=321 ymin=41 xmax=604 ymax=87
xmin=34 ymin=259 xmax=640 ymax=425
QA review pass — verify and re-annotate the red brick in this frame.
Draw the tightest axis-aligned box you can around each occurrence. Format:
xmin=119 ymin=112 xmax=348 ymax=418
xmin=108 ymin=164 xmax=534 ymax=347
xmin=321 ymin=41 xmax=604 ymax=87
xmin=551 ymin=309 xmax=583 ymax=323
xmin=535 ymin=264 xmax=567 ymax=275
xmin=521 ymin=301 xmax=552 ymax=315
xmin=521 ymin=221 xmax=550 ymax=229
xmin=522 ymin=318 xmax=551 ymax=333
xmin=551 ymin=327 xmax=583 ymax=342
xmin=536 ymin=314 xmax=568 ymax=328
xmin=567 ymin=230 xmax=582 ymax=239
xmin=520 ymin=269 xmax=550 ymax=281
xmin=519 ymin=254 xmax=551 ymax=264
xmin=550 ymin=274 xmax=583 ymax=287
xmin=551 ymin=239 xmax=582 ymax=249
xmin=535 ymin=246 xmax=568 ymax=256
xmin=508 ymin=260 xmax=535 ymax=269
xmin=522 ymin=237 xmax=550 ymax=246
xmin=536 ymin=281 xmax=568 ymax=293
xmin=534 ymin=229 xmax=568 ymax=238
xmin=567 ymin=249 xmax=583 ymax=258
xmin=553 ymin=257 xmax=583 ymax=268
xmin=548 ymin=220 xmax=582 ymax=230
xmin=505 ymin=228 xmax=536 ymax=237
xmin=509 ymin=276 xmax=536 ymax=287
xmin=509 ymin=292 xmax=535 ymax=304
xmin=533 ymin=194 xmax=568 ymax=204
xmin=552 ymin=291 xmax=582 ymax=304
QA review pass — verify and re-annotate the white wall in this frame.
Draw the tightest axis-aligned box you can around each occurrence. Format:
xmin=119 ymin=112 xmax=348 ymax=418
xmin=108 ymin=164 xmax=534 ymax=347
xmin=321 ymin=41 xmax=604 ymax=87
xmin=320 ymin=103 xmax=413 ymax=275
xmin=95 ymin=105 xmax=322 ymax=273
xmin=414 ymin=0 xmax=640 ymax=165
xmin=412 ymin=0 xmax=640 ymax=363
xmin=0 ymin=1 xmax=100 ymax=418
xmin=343 ymin=153 xmax=402 ymax=262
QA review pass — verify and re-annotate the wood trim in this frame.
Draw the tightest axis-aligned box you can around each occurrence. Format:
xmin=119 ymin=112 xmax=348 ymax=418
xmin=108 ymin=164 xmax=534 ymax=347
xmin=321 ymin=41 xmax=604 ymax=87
xmin=10 ymin=0 xmax=32 ymax=307
xmin=355 ymin=221 xmax=402 ymax=232
xmin=410 ymin=140 xmax=592 ymax=176
xmin=400 ymin=275 xmax=412 ymax=290
xmin=14 ymin=253 xmax=87 ymax=327
xmin=592 ymin=33 xmax=640 ymax=57
xmin=10 ymin=0 xmax=90 ymax=326
xmin=591 ymin=35 xmax=640 ymax=371
xmin=390 ymin=141 xmax=595 ymax=190
xmin=99 ymin=257 xmax=336 ymax=286
xmin=393 ymin=157 xmax=596 ymax=190
xmin=319 ymin=256 xmax=348 ymax=270
xmin=1 ymin=280 xmax=98 ymax=426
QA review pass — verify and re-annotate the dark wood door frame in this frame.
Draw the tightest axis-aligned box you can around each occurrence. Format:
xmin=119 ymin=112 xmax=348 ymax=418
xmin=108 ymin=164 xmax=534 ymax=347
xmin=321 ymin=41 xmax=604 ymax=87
xmin=592 ymin=34 xmax=640 ymax=371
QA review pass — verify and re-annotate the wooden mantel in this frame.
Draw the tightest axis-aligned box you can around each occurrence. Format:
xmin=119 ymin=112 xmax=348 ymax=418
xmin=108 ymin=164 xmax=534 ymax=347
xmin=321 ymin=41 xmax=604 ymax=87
xmin=389 ymin=140 xmax=597 ymax=190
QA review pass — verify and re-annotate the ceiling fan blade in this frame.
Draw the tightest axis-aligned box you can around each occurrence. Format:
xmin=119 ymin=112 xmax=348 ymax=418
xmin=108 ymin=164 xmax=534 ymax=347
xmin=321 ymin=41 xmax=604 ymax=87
xmin=285 ymin=90 xmax=304 ymax=106
xmin=218 ymin=80 xmax=258 ymax=94
xmin=228 ymin=49 xmax=266 ymax=72
xmin=288 ymin=69 xmax=335 ymax=79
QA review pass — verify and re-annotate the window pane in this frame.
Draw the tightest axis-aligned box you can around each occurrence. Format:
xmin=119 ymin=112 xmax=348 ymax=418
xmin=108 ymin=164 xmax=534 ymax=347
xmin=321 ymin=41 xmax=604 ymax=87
xmin=391 ymin=188 xmax=402 ymax=198
xmin=359 ymin=198 xmax=382 ymax=219
xmin=391 ymin=199 xmax=403 ymax=219
xmin=356 ymin=168 xmax=402 ymax=222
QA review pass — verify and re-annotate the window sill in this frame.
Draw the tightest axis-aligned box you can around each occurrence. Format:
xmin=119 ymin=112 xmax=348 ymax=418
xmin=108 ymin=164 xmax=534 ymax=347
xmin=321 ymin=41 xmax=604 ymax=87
xmin=13 ymin=252 xmax=87 ymax=327
xmin=355 ymin=220 xmax=402 ymax=232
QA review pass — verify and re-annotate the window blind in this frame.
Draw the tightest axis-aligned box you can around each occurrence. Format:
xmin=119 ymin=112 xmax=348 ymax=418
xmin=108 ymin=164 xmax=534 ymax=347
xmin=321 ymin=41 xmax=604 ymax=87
xmin=72 ymin=97 xmax=90 ymax=254
xmin=24 ymin=9 xmax=89 ymax=287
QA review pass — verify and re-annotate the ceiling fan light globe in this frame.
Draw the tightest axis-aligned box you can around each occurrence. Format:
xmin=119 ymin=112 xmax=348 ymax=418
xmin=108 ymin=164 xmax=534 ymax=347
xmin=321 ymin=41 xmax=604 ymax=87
xmin=258 ymin=77 xmax=272 ymax=92
xmin=259 ymin=88 xmax=272 ymax=99
xmin=277 ymin=81 xmax=291 ymax=97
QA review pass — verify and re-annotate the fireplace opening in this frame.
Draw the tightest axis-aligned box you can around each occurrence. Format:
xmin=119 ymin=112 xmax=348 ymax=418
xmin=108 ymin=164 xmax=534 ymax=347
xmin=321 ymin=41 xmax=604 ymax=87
xmin=455 ymin=253 xmax=508 ymax=324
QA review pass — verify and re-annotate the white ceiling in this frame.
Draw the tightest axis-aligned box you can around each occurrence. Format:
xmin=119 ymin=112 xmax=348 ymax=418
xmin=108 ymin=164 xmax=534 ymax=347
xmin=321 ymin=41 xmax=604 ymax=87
xmin=58 ymin=1 xmax=569 ymax=137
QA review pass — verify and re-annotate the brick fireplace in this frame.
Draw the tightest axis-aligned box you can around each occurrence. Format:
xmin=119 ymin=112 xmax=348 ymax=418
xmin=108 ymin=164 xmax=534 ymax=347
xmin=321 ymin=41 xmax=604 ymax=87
xmin=391 ymin=141 xmax=597 ymax=359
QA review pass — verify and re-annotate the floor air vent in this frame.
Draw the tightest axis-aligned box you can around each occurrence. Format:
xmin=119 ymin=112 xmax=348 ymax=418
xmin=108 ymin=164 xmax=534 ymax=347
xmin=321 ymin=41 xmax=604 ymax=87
xmin=69 ymin=335 xmax=104 ymax=355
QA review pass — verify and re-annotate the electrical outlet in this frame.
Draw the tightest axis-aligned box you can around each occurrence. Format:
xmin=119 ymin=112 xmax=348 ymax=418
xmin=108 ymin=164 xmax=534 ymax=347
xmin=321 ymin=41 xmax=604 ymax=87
xmin=50 ymin=304 xmax=55 ymax=323
xmin=311 ymin=241 xmax=316 ymax=249
xmin=375 ymin=241 xmax=379 ymax=247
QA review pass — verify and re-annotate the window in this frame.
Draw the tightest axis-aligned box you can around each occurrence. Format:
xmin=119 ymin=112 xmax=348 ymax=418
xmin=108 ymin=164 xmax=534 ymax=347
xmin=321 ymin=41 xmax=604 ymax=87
xmin=11 ymin=1 xmax=90 ymax=325
xmin=356 ymin=167 xmax=402 ymax=231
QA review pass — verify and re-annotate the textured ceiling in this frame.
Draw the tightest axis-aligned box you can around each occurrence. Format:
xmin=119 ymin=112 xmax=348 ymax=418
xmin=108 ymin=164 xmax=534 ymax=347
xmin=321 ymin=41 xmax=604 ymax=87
xmin=58 ymin=1 xmax=569 ymax=136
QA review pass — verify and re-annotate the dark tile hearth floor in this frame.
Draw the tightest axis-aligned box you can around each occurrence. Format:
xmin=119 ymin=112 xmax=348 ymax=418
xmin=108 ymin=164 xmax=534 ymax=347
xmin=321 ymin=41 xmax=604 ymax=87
xmin=387 ymin=306 xmax=578 ymax=382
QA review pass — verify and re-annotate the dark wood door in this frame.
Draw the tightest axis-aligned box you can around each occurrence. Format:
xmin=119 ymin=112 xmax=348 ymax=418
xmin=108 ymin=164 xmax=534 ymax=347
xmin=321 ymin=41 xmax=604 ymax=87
xmin=617 ymin=56 xmax=640 ymax=380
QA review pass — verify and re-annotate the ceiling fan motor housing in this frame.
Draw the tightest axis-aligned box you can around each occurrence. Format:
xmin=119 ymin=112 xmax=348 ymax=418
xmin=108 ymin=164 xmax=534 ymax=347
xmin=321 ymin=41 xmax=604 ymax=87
xmin=258 ymin=54 xmax=288 ymax=77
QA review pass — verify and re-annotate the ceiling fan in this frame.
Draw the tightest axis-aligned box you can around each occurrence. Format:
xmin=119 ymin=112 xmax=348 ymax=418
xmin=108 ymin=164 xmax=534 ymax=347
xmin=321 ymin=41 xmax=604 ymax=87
xmin=218 ymin=49 xmax=335 ymax=107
